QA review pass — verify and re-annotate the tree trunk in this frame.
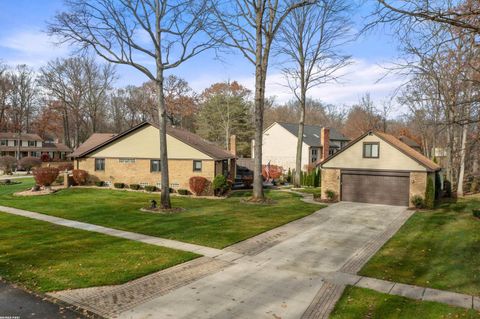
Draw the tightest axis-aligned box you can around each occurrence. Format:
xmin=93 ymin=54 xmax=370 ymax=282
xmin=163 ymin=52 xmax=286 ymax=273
xmin=252 ymin=10 xmax=265 ymax=201
xmin=457 ymin=121 xmax=468 ymax=197
xmin=156 ymin=70 xmax=171 ymax=208
xmin=294 ymin=90 xmax=306 ymax=188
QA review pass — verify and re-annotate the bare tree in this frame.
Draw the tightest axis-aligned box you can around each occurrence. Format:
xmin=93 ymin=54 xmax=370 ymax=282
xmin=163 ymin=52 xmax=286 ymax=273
xmin=278 ymin=0 xmax=351 ymax=186
xmin=48 ymin=0 xmax=216 ymax=208
xmin=373 ymin=0 xmax=480 ymax=34
xmin=213 ymin=0 xmax=313 ymax=200
xmin=8 ymin=65 xmax=39 ymax=159
xmin=0 ymin=63 xmax=12 ymax=130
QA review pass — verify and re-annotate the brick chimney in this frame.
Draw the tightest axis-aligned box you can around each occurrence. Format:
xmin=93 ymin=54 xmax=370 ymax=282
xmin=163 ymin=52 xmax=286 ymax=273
xmin=320 ymin=127 xmax=330 ymax=161
xmin=229 ymin=134 xmax=237 ymax=156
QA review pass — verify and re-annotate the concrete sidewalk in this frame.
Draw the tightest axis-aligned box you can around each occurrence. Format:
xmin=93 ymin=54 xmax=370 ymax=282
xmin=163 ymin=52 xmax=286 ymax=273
xmin=0 ymin=205 xmax=241 ymax=261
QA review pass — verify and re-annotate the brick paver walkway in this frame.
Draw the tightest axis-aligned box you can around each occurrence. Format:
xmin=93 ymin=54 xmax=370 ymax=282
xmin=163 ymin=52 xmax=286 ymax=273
xmin=48 ymin=257 xmax=231 ymax=318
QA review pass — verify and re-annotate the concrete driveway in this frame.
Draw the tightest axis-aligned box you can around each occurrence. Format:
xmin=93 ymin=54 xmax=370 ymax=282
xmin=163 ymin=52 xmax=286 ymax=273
xmin=119 ymin=202 xmax=410 ymax=319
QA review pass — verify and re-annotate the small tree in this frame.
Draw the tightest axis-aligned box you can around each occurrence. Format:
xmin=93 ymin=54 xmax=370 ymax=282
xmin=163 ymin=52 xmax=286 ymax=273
xmin=18 ymin=156 xmax=42 ymax=173
xmin=33 ymin=167 xmax=59 ymax=187
xmin=189 ymin=176 xmax=209 ymax=196
xmin=425 ymin=176 xmax=435 ymax=209
xmin=0 ymin=156 xmax=17 ymax=174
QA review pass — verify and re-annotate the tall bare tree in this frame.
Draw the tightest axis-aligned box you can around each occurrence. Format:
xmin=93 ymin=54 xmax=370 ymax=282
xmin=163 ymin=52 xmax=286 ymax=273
xmin=278 ymin=0 xmax=351 ymax=186
xmin=49 ymin=0 xmax=216 ymax=208
xmin=213 ymin=0 xmax=313 ymax=200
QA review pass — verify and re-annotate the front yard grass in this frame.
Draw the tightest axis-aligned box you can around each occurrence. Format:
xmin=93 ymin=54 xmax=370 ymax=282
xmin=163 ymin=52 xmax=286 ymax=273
xmin=0 ymin=179 xmax=322 ymax=249
xmin=360 ymin=196 xmax=480 ymax=296
xmin=293 ymin=187 xmax=322 ymax=196
xmin=0 ymin=211 xmax=197 ymax=292
xmin=331 ymin=286 xmax=480 ymax=319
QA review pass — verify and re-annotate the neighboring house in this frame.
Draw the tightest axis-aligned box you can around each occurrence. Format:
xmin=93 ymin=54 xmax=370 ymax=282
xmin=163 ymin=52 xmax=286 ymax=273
xmin=319 ymin=131 xmax=441 ymax=207
xmin=398 ymin=135 xmax=422 ymax=153
xmin=70 ymin=122 xmax=236 ymax=190
xmin=0 ymin=132 xmax=71 ymax=160
xmin=257 ymin=122 xmax=350 ymax=170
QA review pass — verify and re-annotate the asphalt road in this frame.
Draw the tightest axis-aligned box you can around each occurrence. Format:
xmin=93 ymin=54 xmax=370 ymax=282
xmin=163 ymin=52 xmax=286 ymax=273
xmin=0 ymin=280 xmax=86 ymax=319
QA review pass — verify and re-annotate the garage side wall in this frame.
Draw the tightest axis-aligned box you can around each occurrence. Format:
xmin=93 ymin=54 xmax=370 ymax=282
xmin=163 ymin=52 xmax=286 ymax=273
xmin=321 ymin=168 xmax=340 ymax=200
xmin=409 ymin=172 xmax=427 ymax=206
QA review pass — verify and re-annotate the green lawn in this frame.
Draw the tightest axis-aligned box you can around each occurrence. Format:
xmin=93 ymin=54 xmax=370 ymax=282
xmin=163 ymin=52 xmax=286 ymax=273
xmin=0 ymin=211 xmax=197 ymax=292
xmin=331 ymin=286 xmax=480 ymax=319
xmin=0 ymin=179 xmax=322 ymax=248
xmin=360 ymin=196 xmax=480 ymax=296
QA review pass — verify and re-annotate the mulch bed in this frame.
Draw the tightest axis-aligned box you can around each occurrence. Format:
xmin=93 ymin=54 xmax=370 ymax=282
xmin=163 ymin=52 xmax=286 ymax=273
xmin=140 ymin=207 xmax=185 ymax=214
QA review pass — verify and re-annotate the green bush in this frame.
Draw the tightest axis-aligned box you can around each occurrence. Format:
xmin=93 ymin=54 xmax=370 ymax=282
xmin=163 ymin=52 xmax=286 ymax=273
xmin=286 ymin=168 xmax=292 ymax=183
xmin=212 ymin=174 xmax=229 ymax=196
xmin=177 ymin=189 xmax=190 ymax=195
xmin=425 ymin=175 xmax=435 ymax=209
xmin=300 ymin=168 xmax=320 ymax=187
xmin=144 ymin=185 xmax=157 ymax=192
xmin=473 ymin=209 xmax=480 ymax=219
xmin=325 ymin=189 xmax=336 ymax=201
xmin=130 ymin=184 xmax=141 ymax=190
xmin=411 ymin=195 xmax=425 ymax=209
xmin=114 ymin=182 xmax=125 ymax=189
xmin=95 ymin=181 xmax=104 ymax=187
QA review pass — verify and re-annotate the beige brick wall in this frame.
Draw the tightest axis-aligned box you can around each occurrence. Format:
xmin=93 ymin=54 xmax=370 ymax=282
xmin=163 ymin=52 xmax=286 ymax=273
xmin=321 ymin=168 xmax=340 ymax=200
xmin=409 ymin=171 xmax=427 ymax=206
xmin=76 ymin=158 xmax=216 ymax=190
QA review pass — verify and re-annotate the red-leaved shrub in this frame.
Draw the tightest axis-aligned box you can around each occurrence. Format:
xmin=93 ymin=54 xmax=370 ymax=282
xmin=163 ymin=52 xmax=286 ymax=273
xmin=33 ymin=167 xmax=59 ymax=187
xmin=189 ymin=176 xmax=209 ymax=196
xmin=72 ymin=169 xmax=89 ymax=185
xmin=262 ymin=164 xmax=283 ymax=180
xmin=41 ymin=153 xmax=51 ymax=162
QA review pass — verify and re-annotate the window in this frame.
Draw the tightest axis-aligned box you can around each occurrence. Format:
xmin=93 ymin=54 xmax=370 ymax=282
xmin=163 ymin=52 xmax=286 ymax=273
xmin=150 ymin=159 xmax=161 ymax=172
xmin=0 ymin=140 xmax=7 ymax=146
xmin=28 ymin=141 xmax=36 ymax=147
xmin=329 ymin=148 xmax=336 ymax=156
xmin=95 ymin=158 xmax=105 ymax=171
xmin=363 ymin=142 xmax=379 ymax=158
xmin=193 ymin=160 xmax=202 ymax=172
xmin=119 ymin=158 xmax=135 ymax=164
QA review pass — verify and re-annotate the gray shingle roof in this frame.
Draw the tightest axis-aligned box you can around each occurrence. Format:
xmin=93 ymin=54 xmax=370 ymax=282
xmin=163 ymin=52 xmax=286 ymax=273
xmin=275 ymin=122 xmax=349 ymax=147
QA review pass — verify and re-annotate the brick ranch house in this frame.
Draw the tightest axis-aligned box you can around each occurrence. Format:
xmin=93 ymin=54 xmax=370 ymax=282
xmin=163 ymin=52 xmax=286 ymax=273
xmin=69 ymin=122 xmax=236 ymax=190
xmin=318 ymin=131 xmax=441 ymax=207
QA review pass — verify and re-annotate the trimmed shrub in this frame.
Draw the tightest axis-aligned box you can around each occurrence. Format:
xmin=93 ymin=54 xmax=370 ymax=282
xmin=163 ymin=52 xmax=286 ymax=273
xmin=473 ymin=209 xmax=480 ymax=219
xmin=325 ymin=189 xmax=336 ymax=201
xmin=189 ymin=176 xmax=209 ymax=196
xmin=95 ymin=181 xmax=105 ymax=187
xmin=114 ymin=182 xmax=125 ymax=189
xmin=33 ymin=167 xmax=59 ymax=187
xmin=40 ymin=153 xmax=51 ymax=162
xmin=212 ymin=174 xmax=229 ymax=195
xmin=177 ymin=189 xmax=190 ymax=195
xmin=18 ymin=156 xmax=42 ymax=172
xmin=425 ymin=175 xmax=435 ymax=209
xmin=145 ymin=185 xmax=157 ymax=192
xmin=58 ymin=163 xmax=74 ymax=171
xmin=242 ymin=175 xmax=253 ymax=188
xmin=130 ymin=184 xmax=141 ymax=190
xmin=0 ymin=156 xmax=17 ymax=174
xmin=411 ymin=195 xmax=425 ymax=209
xmin=261 ymin=164 xmax=283 ymax=180
xmin=286 ymin=168 xmax=292 ymax=183
xmin=72 ymin=169 xmax=89 ymax=185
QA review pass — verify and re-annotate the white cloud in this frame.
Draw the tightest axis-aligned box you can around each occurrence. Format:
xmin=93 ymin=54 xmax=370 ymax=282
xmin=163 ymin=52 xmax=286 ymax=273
xmin=0 ymin=29 xmax=70 ymax=66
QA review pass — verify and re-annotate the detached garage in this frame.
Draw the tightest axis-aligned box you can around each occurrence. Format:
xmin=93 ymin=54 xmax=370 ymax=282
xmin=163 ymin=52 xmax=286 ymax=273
xmin=319 ymin=131 xmax=440 ymax=207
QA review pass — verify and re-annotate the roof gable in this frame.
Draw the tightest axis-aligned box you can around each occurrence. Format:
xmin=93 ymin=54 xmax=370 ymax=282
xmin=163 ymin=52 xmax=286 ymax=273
xmin=71 ymin=122 xmax=235 ymax=160
xmin=320 ymin=131 xmax=440 ymax=172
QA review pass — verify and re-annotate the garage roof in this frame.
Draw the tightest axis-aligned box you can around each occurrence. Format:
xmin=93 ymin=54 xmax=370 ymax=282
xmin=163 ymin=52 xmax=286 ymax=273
xmin=319 ymin=131 xmax=441 ymax=172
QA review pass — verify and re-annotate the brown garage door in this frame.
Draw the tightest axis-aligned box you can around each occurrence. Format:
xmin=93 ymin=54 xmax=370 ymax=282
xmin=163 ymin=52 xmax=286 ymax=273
xmin=341 ymin=170 xmax=409 ymax=206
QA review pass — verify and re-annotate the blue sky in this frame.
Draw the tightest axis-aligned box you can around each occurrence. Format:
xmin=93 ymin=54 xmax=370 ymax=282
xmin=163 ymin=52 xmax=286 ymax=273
xmin=0 ymin=0 xmax=406 ymax=113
